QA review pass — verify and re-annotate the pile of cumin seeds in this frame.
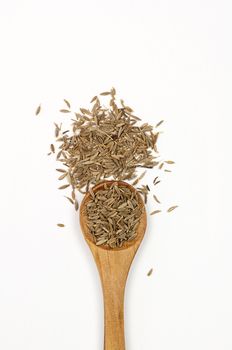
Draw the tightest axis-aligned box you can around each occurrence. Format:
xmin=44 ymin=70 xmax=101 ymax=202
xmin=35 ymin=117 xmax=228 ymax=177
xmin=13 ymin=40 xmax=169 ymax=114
xmin=45 ymin=88 xmax=177 ymax=244
xmin=86 ymin=182 xmax=143 ymax=248
xmin=54 ymin=88 xmax=160 ymax=197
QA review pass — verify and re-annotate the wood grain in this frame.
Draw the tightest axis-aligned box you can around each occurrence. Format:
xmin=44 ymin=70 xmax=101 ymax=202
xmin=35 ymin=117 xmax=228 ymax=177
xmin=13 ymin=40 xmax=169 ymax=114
xmin=80 ymin=181 xmax=147 ymax=350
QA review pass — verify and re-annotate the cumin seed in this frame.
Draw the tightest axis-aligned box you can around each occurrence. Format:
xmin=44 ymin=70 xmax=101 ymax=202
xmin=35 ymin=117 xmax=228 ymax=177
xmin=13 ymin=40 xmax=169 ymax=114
xmin=35 ymin=104 xmax=41 ymax=115
xmin=150 ymin=210 xmax=162 ymax=215
xmin=64 ymin=99 xmax=71 ymax=109
xmin=167 ymin=205 xmax=178 ymax=212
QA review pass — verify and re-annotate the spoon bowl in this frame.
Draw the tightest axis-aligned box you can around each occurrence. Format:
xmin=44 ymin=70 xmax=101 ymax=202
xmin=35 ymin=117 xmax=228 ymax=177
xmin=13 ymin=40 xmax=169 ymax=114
xmin=80 ymin=180 xmax=147 ymax=350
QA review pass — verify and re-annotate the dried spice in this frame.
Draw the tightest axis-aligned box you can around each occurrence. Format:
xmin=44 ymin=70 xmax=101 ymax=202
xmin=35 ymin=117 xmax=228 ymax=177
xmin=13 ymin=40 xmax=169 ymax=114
xmin=44 ymin=89 xmax=177 ymax=247
xmin=155 ymin=120 xmax=164 ymax=127
xmin=63 ymin=99 xmax=71 ymax=109
xmin=50 ymin=144 xmax=55 ymax=153
xmin=150 ymin=210 xmax=162 ymax=215
xmin=86 ymin=183 xmax=143 ymax=248
xmin=153 ymin=194 xmax=161 ymax=204
xmin=54 ymin=89 xmax=160 ymax=195
xmin=60 ymin=109 xmax=70 ymax=113
xmin=35 ymin=104 xmax=41 ymax=116
xmin=167 ymin=205 xmax=178 ymax=213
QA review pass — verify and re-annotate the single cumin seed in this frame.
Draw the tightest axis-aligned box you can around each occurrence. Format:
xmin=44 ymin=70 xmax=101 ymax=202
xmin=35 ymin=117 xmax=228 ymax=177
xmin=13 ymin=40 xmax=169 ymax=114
xmin=35 ymin=104 xmax=41 ymax=115
xmin=167 ymin=205 xmax=178 ymax=212
xmin=155 ymin=120 xmax=164 ymax=127
xmin=150 ymin=210 xmax=162 ymax=215
xmin=64 ymin=99 xmax=71 ymax=109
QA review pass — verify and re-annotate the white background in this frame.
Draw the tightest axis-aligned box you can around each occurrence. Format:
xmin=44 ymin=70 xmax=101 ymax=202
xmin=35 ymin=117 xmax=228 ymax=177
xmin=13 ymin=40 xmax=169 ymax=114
xmin=0 ymin=0 xmax=232 ymax=349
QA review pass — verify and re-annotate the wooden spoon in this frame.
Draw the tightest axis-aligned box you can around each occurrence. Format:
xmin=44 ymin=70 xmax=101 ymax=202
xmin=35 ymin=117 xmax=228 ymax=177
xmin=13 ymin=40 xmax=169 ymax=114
xmin=80 ymin=180 xmax=147 ymax=350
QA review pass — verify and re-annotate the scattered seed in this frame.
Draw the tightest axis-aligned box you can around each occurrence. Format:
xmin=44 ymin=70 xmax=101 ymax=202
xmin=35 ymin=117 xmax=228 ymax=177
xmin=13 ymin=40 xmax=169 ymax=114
xmin=80 ymin=108 xmax=91 ymax=115
xmin=60 ymin=109 xmax=70 ymax=113
xmin=167 ymin=205 xmax=178 ymax=212
xmin=165 ymin=160 xmax=175 ymax=164
xmin=71 ymin=190 xmax=76 ymax=201
xmin=153 ymin=194 xmax=161 ymax=204
xmin=57 ymin=223 xmax=65 ymax=227
xmin=150 ymin=210 xmax=162 ymax=215
xmin=65 ymin=196 xmax=74 ymax=204
xmin=35 ymin=104 xmax=41 ymax=116
xmin=64 ymin=99 xmax=71 ymax=109
xmin=58 ymin=184 xmax=70 ymax=190
xmin=58 ymin=173 xmax=67 ymax=180
xmin=155 ymin=120 xmax=164 ymax=127
xmin=50 ymin=144 xmax=55 ymax=153
xmin=75 ymin=200 xmax=79 ymax=211
xmin=132 ymin=171 xmax=147 ymax=186
xmin=90 ymin=96 xmax=97 ymax=103
xmin=147 ymin=268 xmax=153 ymax=276
xmin=153 ymin=177 xmax=161 ymax=186
xmin=100 ymin=91 xmax=111 ymax=96
xmin=55 ymin=126 xmax=59 ymax=137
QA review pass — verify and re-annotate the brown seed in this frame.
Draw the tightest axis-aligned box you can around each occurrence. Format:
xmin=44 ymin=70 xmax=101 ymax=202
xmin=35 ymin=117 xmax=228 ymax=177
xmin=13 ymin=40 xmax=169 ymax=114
xmin=132 ymin=178 xmax=139 ymax=186
xmin=90 ymin=96 xmax=97 ymax=103
xmin=147 ymin=268 xmax=153 ymax=276
xmin=100 ymin=91 xmax=111 ymax=96
xmin=35 ymin=104 xmax=41 ymax=115
xmin=111 ymin=87 xmax=116 ymax=96
xmin=58 ymin=184 xmax=70 ymax=190
xmin=55 ymin=126 xmax=59 ymax=138
xmin=58 ymin=173 xmax=67 ymax=180
xmin=56 ymin=168 xmax=66 ymax=173
xmin=153 ymin=194 xmax=161 ymax=204
xmin=89 ymin=187 xmax=95 ymax=198
xmin=50 ymin=144 xmax=55 ymax=153
xmin=153 ymin=177 xmax=161 ymax=186
xmin=150 ymin=210 xmax=162 ymax=215
xmin=64 ymin=196 xmax=74 ymax=204
xmin=56 ymin=150 xmax=62 ymax=160
xmin=165 ymin=160 xmax=175 ymax=164
xmin=71 ymin=190 xmax=76 ymax=201
xmin=64 ymin=99 xmax=71 ymax=109
xmin=164 ymin=169 xmax=172 ymax=172
xmin=57 ymin=223 xmax=65 ymax=227
xmin=80 ymin=108 xmax=91 ymax=115
xmin=60 ymin=109 xmax=70 ymax=113
xmin=167 ymin=205 xmax=178 ymax=212
xmin=155 ymin=120 xmax=164 ymax=127
xmin=75 ymin=200 xmax=79 ymax=211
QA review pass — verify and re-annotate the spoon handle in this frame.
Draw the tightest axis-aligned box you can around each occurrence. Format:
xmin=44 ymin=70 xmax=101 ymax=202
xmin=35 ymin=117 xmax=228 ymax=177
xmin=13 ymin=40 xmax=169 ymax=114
xmin=102 ymin=257 xmax=126 ymax=350
xmin=88 ymin=242 xmax=139 ymax=350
